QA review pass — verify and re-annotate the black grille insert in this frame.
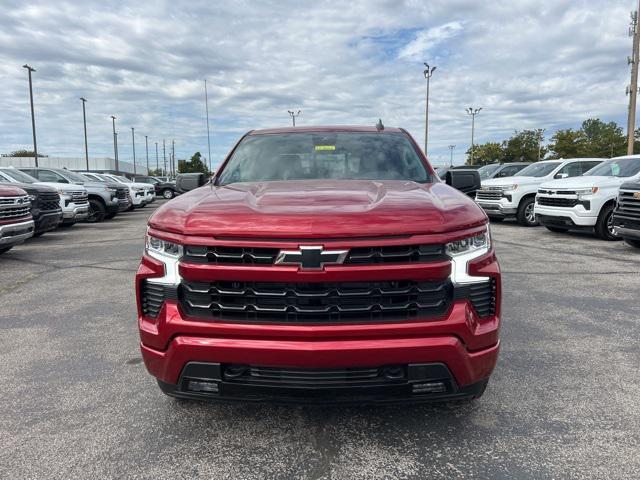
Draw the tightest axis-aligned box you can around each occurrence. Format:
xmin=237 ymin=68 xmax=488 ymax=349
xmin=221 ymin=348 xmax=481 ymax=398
xmin=615 ymin=190 xmax=640 ymax=220
xmin=180 ymin=280 xmax=452 ymax=323
xmin=537 ymin=197 xmax=579 ymax=208
xmin=454 ymin=279 xmax=497 ymax=318
xmin=140 ymin=281 xmax=178 ymax=318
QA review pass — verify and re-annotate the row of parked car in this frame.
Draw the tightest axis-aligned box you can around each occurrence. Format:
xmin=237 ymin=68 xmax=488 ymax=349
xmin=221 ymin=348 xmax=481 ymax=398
xmin=0 ymin=167 xmax=177 ymax=255
xmin=471 ymin=155 xmax=640 ymax=248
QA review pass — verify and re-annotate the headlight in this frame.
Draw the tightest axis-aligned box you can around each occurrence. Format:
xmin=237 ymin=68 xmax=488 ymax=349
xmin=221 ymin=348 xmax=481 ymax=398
xmin=502 ymin=184 xmax=518 ymax=192
xmin=133 ymin=186 xmax=143 ymax=191
xmin=56 ymin=189 xmax=72 ymax=201
xmin=575 ymin=187 xmax=598 ymax=199
xmin=146 ymin=234 xmax=183 ymax=258
xmin=446 ymin=227 xmax=491 ymax=284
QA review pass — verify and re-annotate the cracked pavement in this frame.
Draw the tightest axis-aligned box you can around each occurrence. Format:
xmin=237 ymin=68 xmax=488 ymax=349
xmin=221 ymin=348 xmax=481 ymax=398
xmin=1 ymin=201 xmax=639 ymax=479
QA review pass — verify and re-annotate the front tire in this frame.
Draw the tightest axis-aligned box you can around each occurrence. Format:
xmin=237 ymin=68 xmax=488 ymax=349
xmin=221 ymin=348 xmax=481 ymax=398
xmin=162 ymin=189 xmax=174 ymax=199
xmin=516 ymin=197 xmax=538 ymax=226
xmin=87 ymin=199 xmax=106 ymax=223
xmin=624 ymin=238 xmax=640 ymax=249
xmin=595 ymin=204 xmax=621 ymax=241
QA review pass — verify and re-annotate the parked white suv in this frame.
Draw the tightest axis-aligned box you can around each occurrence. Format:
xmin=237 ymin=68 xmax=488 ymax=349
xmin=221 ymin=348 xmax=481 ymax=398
xmin=475 ymin=158 xmax=604 ymax=226
xmin=535 ymin=155 xmax=640 ymax=240
xmin=99 ymin=174 xmax=154 ymax=209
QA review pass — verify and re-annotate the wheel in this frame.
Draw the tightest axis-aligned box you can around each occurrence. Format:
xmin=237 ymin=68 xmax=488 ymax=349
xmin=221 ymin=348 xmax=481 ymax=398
xmin=624 ymin=238 xmax=640 ymax=249
xmin=87 ymin=199 xmax=106 ymax=223
xmin=162 ymin=189 xmax=174 ymax=199
xmin=516 ymin=197 xmax=538 ymax=226
xmin=104 ymin=212 xmax=117 ymax=220
xmin=595 ymin=204 xmax=621 ymax=241
xmin=0 ymin=246 xmax=13 ymax=255
xmin=545 ymin=226 xmax=568 ymax=233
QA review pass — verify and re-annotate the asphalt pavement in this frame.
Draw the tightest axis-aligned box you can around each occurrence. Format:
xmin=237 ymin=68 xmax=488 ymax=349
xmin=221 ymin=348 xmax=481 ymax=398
xmin=1 ymin=200 xmax=639 ymax=479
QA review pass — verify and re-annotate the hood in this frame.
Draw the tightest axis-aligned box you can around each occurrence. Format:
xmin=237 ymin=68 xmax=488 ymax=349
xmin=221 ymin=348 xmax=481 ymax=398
xmin=0 ymin=181 xmax=56 ymax=196
xmin=539 ymin=176 xmax=627 ymax=190
xmin=149 ymin=179 xmax=487 ymax=238
xmin=481 ymin=176 xmax=545 ymax=188
xmin=0 ymin=184 xmax=28 ymax=197
xmin=34 ymin=182 xmax=87 ymax=193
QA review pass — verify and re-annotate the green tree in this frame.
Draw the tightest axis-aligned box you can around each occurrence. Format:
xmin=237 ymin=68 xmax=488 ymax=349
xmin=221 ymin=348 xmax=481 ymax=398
xmin=465 ymin=142 xmax=505 ymax=165
xmin=502 ymin=129 xmax=546 ymax=162
xmin=178 ymin=152 xmax=210 ymax=175
xmin=580 ymin=118 xmax=625 ymax=158
xmin=548 ymin=129 xmax=585 ymax=159
xmin=9 ymin=149 xmax=46 ymax=157
xmin=148 ymin=168 xmax=164 ymax=176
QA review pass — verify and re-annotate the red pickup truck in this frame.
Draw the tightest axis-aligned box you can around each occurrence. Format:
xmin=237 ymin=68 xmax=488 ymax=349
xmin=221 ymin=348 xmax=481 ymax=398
xmin=0 ymin=185 xmax=35 ymax=255
xmin=136 ymin=125 xmax=501 ymax=404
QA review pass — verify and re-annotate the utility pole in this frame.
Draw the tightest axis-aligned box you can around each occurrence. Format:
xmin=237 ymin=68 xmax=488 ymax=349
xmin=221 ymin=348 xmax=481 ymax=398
xmin=155 ymin=142 xmax=159 ymax=174
xmin=111 ymin=116 xmax=118 ymax=172
xmin=172 ymin=139 xmax=175 ymax=176
xmin=288 ymin=110 xmax=301 ymax=127
xmin=448 ymin=145 xmax=455 ymax=167
xmin=627 ymin=2 xmax=640 ymax=155
xmin=80 ymin=97 xmax=89 ymax=170
xmin=145 ymin=135 xmax=149 ymax=174
xmin=537 ymin=128 xmax=546 ymax=161
xmin=204 ymin=79 xmax=213 ymax=173
xmin=423 ymin=63 xmax=436 ymax=156
xmin=131 ymin=127 xmax=136 ymax=175
xmin=163 ymin=139 xmax=167 ymax=177
xmin=22 ymin=64 xmax=39 ymax=167
xmin=466 ymin=107 xmax=482 ymax=165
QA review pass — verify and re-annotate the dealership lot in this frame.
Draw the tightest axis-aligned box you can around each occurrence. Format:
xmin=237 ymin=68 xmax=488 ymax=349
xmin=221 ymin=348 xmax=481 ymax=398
xmin=1 ymin=201 xmax=639 ymax=479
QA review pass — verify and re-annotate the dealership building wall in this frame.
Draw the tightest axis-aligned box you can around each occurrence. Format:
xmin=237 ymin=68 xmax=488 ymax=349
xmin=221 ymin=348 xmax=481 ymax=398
xmin=0 ymin=156 xmax=148 ymax=175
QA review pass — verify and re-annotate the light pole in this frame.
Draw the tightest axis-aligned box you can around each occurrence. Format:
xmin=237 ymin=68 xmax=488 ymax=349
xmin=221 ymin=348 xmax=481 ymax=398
xmin=537 ymin=128 xmax=545 ymax=161
xmin=80 ymin=97 xmax=89 ymax=170
xmin=145 ymin=135 xmax=149 ymax=174
xmin=22 ymin=64 xmax=38 ymax=167
xmin=288 ymin=110 xmax=301 ymax=127
xmin=111 ymin=115 xmax=118 ymax=172
xmin=423 ymin=63 xmax=436 ymax=156
xmin=448 ymin=145 xmax=455 ymax=167
xmin=172 ymin=139 xmax=175 ymax=176
xmin=163 ymin=139 xmax=167 ymax=177
xmin=204 ymin=79 xmax=213 ymax=173
xmin=466 ymin=107 xmax=482 ymax=165
xmin=155 ymin=142 xmax=159 ymax=174
xmin=131 ymin=127 xmax=136 ymax=175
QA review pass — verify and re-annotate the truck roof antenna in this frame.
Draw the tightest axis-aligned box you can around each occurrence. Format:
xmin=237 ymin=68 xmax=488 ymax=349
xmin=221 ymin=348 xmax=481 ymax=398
xmin=376 ymin=119 xmax=384 ymax=131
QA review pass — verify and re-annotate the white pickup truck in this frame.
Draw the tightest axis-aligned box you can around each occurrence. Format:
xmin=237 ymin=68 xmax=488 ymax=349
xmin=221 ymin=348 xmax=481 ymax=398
xmin=535 ymin=155 xmax=640 ymax=240
xmin=475 ymin=158 xmax=603 ymax=226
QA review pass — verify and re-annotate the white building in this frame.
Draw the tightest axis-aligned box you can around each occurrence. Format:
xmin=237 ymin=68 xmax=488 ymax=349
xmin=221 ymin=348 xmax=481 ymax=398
xmin=0 ymin=156 xmax=148 ymax=175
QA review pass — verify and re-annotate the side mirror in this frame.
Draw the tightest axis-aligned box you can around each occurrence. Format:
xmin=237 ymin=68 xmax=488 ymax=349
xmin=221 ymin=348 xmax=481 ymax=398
xmin=555 ymin=172 xmax=569 ymax=179
xmin=445 ymin=169 xmax=481 ymax=197
xmin=176 ymin=173 xmax=207 ymax=193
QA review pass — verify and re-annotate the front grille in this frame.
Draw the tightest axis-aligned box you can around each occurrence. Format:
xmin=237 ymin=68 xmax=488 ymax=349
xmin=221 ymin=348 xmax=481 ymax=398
xmin=38 ymin=192 xmax=61 ymax=212
xmin=537 ymin=196 xmax=579 ymax=208
xmin=453 ymin=279 xmax=497 ymax=318
xmin=222 ymin=365 xmax=406 ymax=387
xmin=476 ymin=190 xmax=503 ymax=201
xmin=615 ymin=190 xmax=640 ymax=220
xmin=180 ymin=280 xmax=452 ymax=323
xmin=0 ymin=196 xmax=31 ymax=220
xmin=183 ymin=244 xmax=446 ymax=266
xmin=116 ymin=188 xmax=127 ymax=200
xmin=70 ymin=191 xmax=88 ymax=205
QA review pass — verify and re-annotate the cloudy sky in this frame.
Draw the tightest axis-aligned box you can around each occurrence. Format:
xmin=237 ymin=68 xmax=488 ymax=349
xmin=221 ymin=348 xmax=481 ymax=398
xmin=0 ymin=0 xmax=635 ymax=168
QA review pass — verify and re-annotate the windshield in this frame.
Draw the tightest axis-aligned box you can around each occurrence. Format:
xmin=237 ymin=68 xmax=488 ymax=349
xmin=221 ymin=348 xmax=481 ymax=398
xmin=61 ymin=170 xmax=88 ymax=183
xmin=516 ymin=162 xmax=561 ymax=177
xmin=478 ymin=164 xmax=501 ymax=180
xmin=115 ymin=175 xmax=132 ymax=183
xmin=0 ymin=168 xmax=37 ymax=183
xmin=81 ymin=173 xmax=105 ymax=183
xmin=584 ymin=157 xmax=640 ymax=177
xmin=217 ymin=132 xmax=430 ymax=185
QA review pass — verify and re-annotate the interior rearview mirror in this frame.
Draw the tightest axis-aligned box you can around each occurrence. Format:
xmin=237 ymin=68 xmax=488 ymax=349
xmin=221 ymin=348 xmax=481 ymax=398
xmin=445 ymin=169 xmax=481 ymax=198
xmin=176 ymin=173 xmax=207 ymax=193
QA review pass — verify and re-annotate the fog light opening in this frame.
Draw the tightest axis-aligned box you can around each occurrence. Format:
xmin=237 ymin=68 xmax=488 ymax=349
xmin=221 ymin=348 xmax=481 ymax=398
xmin=412 ymin=381 xmax=447 ymax=394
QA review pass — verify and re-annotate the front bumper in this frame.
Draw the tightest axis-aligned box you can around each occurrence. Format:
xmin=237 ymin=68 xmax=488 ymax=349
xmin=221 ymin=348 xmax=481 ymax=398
xmin=0 ymin=219 xmax=35 ymax=246
xmin=62 ymin=204 xmax=89 ymax=221
xmin=534 ymin=204 xmax=597 ymax=227
xmin=475 ymin=199 xmax=517 ymax=218
xmin=33 ymin=210 xmax=63 ymax=233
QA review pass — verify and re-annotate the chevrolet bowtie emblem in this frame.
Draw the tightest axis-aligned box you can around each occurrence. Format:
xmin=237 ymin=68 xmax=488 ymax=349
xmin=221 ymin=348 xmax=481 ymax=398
xmin=634 ymin=192 xmax=640 ymax=200
xmin=275 ymin=245 xmax=348 ymax=270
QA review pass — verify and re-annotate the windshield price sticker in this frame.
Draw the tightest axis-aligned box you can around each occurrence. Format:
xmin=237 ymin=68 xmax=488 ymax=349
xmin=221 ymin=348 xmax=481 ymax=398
xmin=315 ymin=145 xmax=336 ymax=151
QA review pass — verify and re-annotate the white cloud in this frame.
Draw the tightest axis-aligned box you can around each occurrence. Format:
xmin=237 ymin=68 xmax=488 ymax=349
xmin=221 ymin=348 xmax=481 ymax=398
xmin=398 ymin=22 xmax=464 ymax=60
